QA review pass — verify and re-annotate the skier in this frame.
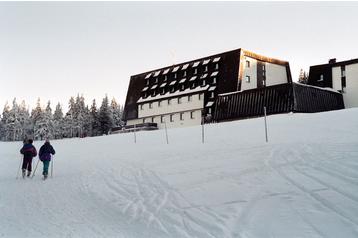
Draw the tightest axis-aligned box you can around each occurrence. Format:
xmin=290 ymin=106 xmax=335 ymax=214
xmin=20 ymin=139 xmax=37 ymax=178
xmin=39 ymin=139 xmax=56 ymax=180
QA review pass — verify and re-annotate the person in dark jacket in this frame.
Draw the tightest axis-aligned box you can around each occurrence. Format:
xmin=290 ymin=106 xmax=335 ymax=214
xmin=39 ymin=139 xmax=56 ymax=179
xmin=20 ymin=139 xmax=37 ymax=178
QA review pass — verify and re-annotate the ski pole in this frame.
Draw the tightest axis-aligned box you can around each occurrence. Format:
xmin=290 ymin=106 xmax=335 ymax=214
xmin=51 ymin=156 xmax=54 ymax=178
xmin=31 ymin=158 xmax=40 ymax=179
xmin=16 ymin=156 xmax=22 ymax=179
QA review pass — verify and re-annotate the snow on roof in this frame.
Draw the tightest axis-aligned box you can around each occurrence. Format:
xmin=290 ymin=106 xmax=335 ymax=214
xmin=145 ymin=73 xmax=152 ymax=79
xmin=182 ymin=63 xmax=189 ymax=70
xmin=172 ymin=66 xmax=180 ymax=72
xmin=208 ymin=86 xmax=216 ymax=92
xmin=137 ymin=85 xmax=210 ymax=103
xmin=189 ymin=76 xmax=197 ymax=82
xmin=203 ymin=59 xmax=210 ymax=65
xmin=211 ymin=71 xmax=219 ymax=77
xmin=162 ymin=69 xmax=170 ymax=75
xmin=142 ymin=87 xmax=149 ymax=92
xmin=205 ymin=101 xmax=215 ymax=107
xmin=200 ymin=73 xmax=208 ymax=79
xmin=213 ymin=57 xmax=221 ymax=63
xmin=295 ymin=82 xmax=341 ymax=93
xmin=179 ymin=78 xmax=187 ymax=84
xmin=153 ymin=71 xmax=160 ymax=77
xmin=192 ymin=61 xmax=200 ymax=67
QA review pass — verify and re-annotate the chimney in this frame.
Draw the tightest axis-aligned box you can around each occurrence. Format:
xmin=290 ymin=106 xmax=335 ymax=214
xmin=329 ymin=58 xmax=336 ymax=64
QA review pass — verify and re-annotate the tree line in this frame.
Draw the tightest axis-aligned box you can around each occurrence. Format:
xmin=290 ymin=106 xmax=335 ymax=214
xmin=0 ymin=95 xmax=124 ymax=141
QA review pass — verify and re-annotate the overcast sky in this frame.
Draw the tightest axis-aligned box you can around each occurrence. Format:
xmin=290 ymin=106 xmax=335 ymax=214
xmin=1 ymin=1 xmax=358 ymax=111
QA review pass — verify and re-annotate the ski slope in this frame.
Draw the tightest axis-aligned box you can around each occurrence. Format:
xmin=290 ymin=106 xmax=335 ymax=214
xmin=1 ymin=108 xmax=358 ymax=238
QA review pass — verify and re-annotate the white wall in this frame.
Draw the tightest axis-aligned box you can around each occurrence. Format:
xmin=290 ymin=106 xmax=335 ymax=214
xmin=126 ymin=93 xmax=205 ymax=129
xmin=241 ymin=56 xmax=257 ymax=91
xmin=265 ymin=63 xmax=288 ymax=86
xmin=138 ymin=93 xmax=204 ymax=118
xmin=332 ymin=66 xmax=342 ymax=91
xmin=344 ymin=63 xmax=358 ymax=108
xmin=240 ymin=56 xmax=288 ymax=91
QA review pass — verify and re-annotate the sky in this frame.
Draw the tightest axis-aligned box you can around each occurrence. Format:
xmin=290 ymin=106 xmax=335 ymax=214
xmin=1 ymin=1 xmax=358 ymax=112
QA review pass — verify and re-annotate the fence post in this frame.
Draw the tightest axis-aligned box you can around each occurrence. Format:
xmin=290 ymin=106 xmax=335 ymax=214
xmin=164 ymin=119 xmax=169 ymax=144
xmin=264 ymin=106 xmax=268 ymax=143
xmin=201 ymin=111 xmax=205 ymax=144
xmin=133 ymin=124 xmax=137 ymax=143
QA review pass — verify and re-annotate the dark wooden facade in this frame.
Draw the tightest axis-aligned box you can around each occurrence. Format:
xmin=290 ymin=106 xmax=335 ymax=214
xmin=214 ymin=83 xmax=344 ymax=122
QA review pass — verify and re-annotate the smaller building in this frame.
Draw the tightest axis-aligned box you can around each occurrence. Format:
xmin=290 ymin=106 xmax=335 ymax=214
xmin=308 ymin=58 xmax=358 ymax=108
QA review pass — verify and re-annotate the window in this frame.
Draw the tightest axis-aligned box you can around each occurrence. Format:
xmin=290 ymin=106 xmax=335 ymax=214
xmin=194 ymin=68 xmax=198 ymax=75
xmin=180 ymin=112 xmax=184 ymax=121
xmin=161 ymin=88 xmax=165 ymax=94
xmin=140 ymin=104 xmax=143 ymax=110
xmin=202 ymin=79 xmax=206 ymax=86
xmin=154 ymin=78 xmax=158 ymax=83
xmin=144 ymin=93 xmax=147 ymax=98
xmin=215 ymin=63 xmax=219 ymax=70
xmin=210 ymin=92 xmax=214 ymax=98
xmin=188 ymin=95 xmax=192 ymax=102
xmin=178 ymin=97 xmax=182 ymax=104
xmin=318 ymin=74 xmax=324 ymax=81
xmin=190 ymin=111 xmax=195 ymax=119
xmin=168 ymin=99 xmax=172 ymax=105
xmin=146 ymin=79 xmax=149 ymax=85
xmin=212 ymin=77 xmax=217 ymax=84
xmin=245 ymin=75 xmax=250 ymax=83
xmin=161 ymin=115 xmax=165 ymax=123
xmin=181 ymin=85 xmax=185 ymax=91
xmin=191 ymin=82 xmax=196 ymax=89
xmin=208 ymin=108 xmax=212 ymax=114
xmin=199 ymin=93 xmax=204 ymax=100
xmin=152 ymin=91 xmax=156 ymax=96
xmin=149 ymin=103 xmax=153 ymax=109
xmin=164 ymin=75 xmax=168 ymax=81
xmin=151 ymin=117 xmax=155 ymax=123
xmin=183 ymin=71 xmax=187 ymax=77
xmin=174 ymin=73 xmax=177 ymax=79
xmin=262 ymin=65 xmax=265 ymax=70
xmin=170 ymin=114 xmax=174 ymax=122
xmin=204 ymin=66 xmax=208 ymax=72
xmin=143 ymin=118 xmax=145 ymax=123
xmin=246 ymin=60 xmax=250 ymax=68
xmin=158 ymin=101 xmax=161 ymax=107
xmin=341 ymin=66 xmax=346 ymax=77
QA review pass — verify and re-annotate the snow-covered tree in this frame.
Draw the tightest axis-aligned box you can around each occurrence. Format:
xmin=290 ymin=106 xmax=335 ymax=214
xmin=111 ymin=98 xmax=124 ymax=127
xmin=99 ymin=95 xmax=114 ymax=135
xmin=298 ymin=69 xmax=309 ymax=84
xmin=89 ymin=99 xmax=100 ymax=136
xmin=53 ymin=103 xmax=64 ymax=139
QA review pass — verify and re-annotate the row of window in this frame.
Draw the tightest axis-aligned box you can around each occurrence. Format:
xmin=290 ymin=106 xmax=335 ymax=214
xmin=245 ymin=60 xmax=266 ymax=70
xmin=143 ymin=111 xmax=197 ymax=124
xmin=140 ymin=93 xmax=206 ymax=110
xmin=143 ymin=78 xmax=217 ymax=98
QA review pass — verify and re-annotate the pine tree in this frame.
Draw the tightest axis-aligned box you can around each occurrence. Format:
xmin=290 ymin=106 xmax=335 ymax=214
xmin=89 ymin=99 xmax=100 ymax=136
xmin=53 ymin=103 xmax=64 ymax=139
xmin=111 ymin=98 xmax=124 ymax=127
xmin=99 ymin=95 xmax=114 ymax=135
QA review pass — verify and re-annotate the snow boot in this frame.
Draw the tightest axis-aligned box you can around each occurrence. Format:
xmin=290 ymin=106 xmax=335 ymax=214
xmin=27 ymin=171 xmax=31 ymax=177
xmin=22 ymin=169 xmax=26 ymax=179
xmin=43 ymin=174 xmax=48 ymax=180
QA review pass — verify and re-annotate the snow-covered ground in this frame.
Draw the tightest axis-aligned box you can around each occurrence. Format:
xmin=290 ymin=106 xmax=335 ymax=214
xmin=1 ymin=108 xmax=358 ymax=238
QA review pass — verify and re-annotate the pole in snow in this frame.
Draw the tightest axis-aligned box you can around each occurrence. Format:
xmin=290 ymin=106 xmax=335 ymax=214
xmin=201 ymin=111 xmax=205 ymax=144
xmin=164 ymin=120 xmax=169 ymax=144
xmin=51 ymin=156 xmax=54 ymax=178
xmin=31 ymin=158 xmax=40 ymax=179
xmin=133 ymin=124 xmax=137 ymax=143
xmin=264 ymin=106 xmax=268 ymax=143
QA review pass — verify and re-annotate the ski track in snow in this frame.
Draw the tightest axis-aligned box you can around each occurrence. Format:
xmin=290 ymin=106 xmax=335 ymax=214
xmin=1 ymin=108 xmax=358 ymax=237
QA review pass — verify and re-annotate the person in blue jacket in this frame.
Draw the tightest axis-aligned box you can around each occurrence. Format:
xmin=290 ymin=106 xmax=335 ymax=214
xmin=39 ymin=139 xmax=56 ymax=179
